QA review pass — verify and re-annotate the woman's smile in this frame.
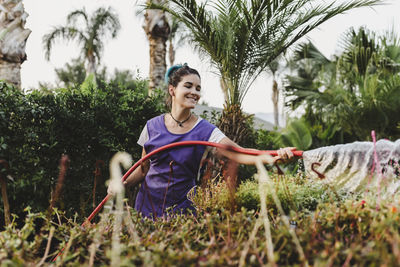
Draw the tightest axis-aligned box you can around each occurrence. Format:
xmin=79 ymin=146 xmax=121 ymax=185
xmin=186 ymin=94 xmax=199 ymax=102
xmin=172 ymin=74 xmax=202 ymax=108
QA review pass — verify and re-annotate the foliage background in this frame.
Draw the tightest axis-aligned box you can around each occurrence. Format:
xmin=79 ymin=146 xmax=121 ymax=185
xmin=0 ymin=80 xmax=165 ymax=226
xmin=283 ymin=27 xmax=400 ymax=147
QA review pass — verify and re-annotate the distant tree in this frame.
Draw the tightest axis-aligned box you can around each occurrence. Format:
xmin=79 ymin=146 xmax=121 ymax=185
xmin=53 ymin=57 xmax=148 ymax=94
xmin=55 ymin=58 xmax=86 ymax=87
xmin=0 ymin=0 xmax=31 ymax=88
xmin=43 ymin=7 xmax=120 ymax=79
xmin=106 ymin=69 xmax=148 ymax=94
xmin=268 ymin=57 xmax=285 ymax=128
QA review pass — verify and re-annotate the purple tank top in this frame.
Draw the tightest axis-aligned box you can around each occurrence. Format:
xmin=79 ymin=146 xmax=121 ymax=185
xmin=135 ymin=114 xmax=216 ymax=219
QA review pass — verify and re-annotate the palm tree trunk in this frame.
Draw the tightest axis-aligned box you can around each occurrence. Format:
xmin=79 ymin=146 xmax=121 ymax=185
xmin=218 ymin=104 xmax=253 ymax=146
xmin=271 ymin=79 xmax=279 ymax=128
xmin=148 ymin=36 xmax=168 ymax=94
xmin=84 ymin=53 xmax=97 ymax=87
xmin=86 ymin=56 xmax=97 ymax=77
xmin=144 ymin=1 xmax=170 ymax=95
xmin=168 ymin=39 xmax=175 ymax=66
xmin=0 ymin=0 xmax=31 ymax=88
xmin=220 ymin=78 xmax=229 ymax=103
xmin=0 ymin=60 xmax=22 ymax=88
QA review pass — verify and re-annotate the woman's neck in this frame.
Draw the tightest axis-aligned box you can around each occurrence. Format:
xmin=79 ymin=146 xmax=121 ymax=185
xmin=170 ymin=106 xmax=191 ymax=121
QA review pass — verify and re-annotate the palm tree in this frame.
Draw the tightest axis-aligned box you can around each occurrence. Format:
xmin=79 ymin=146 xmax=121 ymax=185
xmin=147 ymin=0 xmax=383 ymax=144
xmin=268 ymin=58 xmax=283 ymax=128
xmin=284 ymin=41 xmax=334 ymax=112
xmin=167 ymin=16 xmax=186 ymax=66
xmin=0 ymin=0 xmax=31 ymax=88
xmin=143 ymin=0 xmax=170 ymax=95
xmin=43 ymin=7 xmax=120 ymax=79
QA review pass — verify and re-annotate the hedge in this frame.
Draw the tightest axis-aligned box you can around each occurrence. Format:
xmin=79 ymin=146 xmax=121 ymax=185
xmin=0 ymin=81 xmax=165 ymax=225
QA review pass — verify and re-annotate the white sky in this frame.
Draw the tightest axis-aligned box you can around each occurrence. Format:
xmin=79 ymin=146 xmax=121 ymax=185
xmin=21 ymin=0 xmax=400 ymax=115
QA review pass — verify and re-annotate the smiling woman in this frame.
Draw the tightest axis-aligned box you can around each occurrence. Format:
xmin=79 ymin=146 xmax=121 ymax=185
xmin=107 ymin=63 xmax=295 ymax=219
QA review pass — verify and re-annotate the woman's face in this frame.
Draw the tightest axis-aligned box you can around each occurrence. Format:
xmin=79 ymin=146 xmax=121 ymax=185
xmin=169 ymin=74 xmax=201 ymax=109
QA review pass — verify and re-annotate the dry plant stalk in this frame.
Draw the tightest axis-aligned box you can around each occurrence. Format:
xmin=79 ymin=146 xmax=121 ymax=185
xmin=88 ymin=212 xmax=110 ymax=267
xmin=108 ymin=152 xmax=132 ymax=266
xmin=255 ymin=156 xmax=309 ymax=267
xmin=239 ymin=219 xmax=262 ymax=267
xmin=223 ymin=159 xmax=238 ymax=213
xmin=0 ymin=159 xmax=11 ymax=225
xmin=0 ymin=174 xmax=10 ymax=225
xmin=36 ymin=226 xmax=55 ymax=266
xmin=124 ymin=201 xmax=140 ymax=244
xmin=50 ymin=155 xmax=69 ymax=211
xmin=58 ymin=231 xmax=76 ymax=266
xmin=254 ymin=156 xmax=276 ymax=267
xmin=92 ymin=160 xmax=104 ymax=208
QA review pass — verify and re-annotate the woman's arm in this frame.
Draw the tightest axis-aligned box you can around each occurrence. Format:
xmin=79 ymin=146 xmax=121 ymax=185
xmin=107 ymin=148 xmax=149 ymax=195
xmin=123 ymin=148 xmax=149 ymax=186
xmin=217 ymin=137 xmax=295 ymax=165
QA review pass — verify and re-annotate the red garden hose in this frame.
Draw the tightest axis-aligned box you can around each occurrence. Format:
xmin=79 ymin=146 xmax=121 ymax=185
xmin=83 ymin=141 xmax=302 ymax=225
xmin=52 ymin=141 xmax=302 ymax=261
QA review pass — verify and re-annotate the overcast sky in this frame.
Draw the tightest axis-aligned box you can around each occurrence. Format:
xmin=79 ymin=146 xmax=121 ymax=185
xmin=21 ymin=0 xmax=400 ymax=116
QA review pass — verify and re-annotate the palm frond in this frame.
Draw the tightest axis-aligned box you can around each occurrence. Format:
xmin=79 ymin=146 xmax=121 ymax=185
xmin=293 ymin=42 xmax=329 ymax=63
xmin=90 ymin=7 xmax=121 ymax=39
xmin=42 ymin=26 xmax=86 ymax=60
xmin=146 ymin=0 xmax=385 ymax=107
xmin=43 ymin=6 xmax=121 ymax=73
xmin=67 ymin=8 xmax=89 ymax=28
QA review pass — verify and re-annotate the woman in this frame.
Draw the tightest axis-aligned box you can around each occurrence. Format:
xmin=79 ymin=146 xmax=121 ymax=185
xmin=108 ymin=64 xmax=294 ymax=218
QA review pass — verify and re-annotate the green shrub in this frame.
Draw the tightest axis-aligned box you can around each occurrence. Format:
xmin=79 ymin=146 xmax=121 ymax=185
xmin=255 ymin=129 xmax=280 ymax=151
xmin=0 ymin=81 xmax=165 ymax=225
xmin=236 ymin=174 xmax=344 ymax=213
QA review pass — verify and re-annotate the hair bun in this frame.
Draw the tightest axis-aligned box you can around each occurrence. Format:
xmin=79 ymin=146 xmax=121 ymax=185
xmin=164 ymin=63 xmax=187 ymax=84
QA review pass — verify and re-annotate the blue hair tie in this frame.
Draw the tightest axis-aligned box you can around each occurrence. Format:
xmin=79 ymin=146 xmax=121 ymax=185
xmin=164 ymin=63 xmax=188 ymax=84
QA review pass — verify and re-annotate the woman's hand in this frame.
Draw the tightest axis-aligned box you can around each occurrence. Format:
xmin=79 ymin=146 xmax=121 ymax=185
xmin=274 ymin=147 xmax=296 ymax=163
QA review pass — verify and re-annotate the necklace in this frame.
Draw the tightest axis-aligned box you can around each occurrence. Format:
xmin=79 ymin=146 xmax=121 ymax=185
xmin=169 ymin=112 xmax=192 ymax=127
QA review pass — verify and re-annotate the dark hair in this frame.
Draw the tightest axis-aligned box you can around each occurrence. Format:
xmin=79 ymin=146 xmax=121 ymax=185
xmin=165 ymin=64 xmax=201 ymax=108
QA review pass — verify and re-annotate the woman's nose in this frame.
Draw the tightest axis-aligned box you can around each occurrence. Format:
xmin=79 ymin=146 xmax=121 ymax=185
xmin=193 ymin=91 xmax=201 ymax=98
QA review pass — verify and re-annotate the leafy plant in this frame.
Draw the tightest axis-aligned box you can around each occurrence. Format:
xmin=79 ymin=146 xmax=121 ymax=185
xmin=277 ymin=118 xmax=313 ymax=151
xmin=236 ymin=174 xmax=343 ymax=213
xmin=0 ymin=80 xmax=164 ymax=226
xmin=284 ymin=27 xmax=400 ymax=144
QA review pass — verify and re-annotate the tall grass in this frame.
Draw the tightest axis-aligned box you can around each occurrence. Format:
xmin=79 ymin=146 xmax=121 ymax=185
xmin=1 ymin=156 xmax=399 ymax=265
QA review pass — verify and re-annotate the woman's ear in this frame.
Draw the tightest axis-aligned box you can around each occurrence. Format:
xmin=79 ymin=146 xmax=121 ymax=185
xmin=168 ymin=85 xmax=175 ymax=97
